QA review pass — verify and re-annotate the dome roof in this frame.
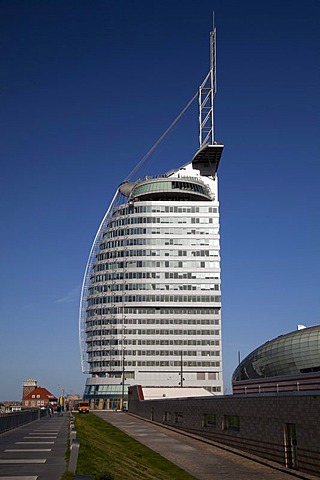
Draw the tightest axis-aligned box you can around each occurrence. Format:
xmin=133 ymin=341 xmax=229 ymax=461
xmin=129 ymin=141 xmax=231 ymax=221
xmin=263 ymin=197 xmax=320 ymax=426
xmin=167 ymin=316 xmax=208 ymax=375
xmin=232 ymin=325 xmax=320 ymax=382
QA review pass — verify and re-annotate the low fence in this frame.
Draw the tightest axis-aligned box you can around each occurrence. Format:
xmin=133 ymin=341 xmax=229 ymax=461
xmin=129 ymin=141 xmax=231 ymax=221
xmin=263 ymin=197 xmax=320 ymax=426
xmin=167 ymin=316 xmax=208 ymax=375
xmin=0 ymin=409 xmax=46 ymax=434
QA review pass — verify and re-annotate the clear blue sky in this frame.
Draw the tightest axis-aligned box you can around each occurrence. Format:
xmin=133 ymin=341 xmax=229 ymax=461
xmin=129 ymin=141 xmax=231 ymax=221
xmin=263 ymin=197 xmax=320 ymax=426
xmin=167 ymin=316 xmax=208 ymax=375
xmin=1 ymin=0 xmax=319 ymax=400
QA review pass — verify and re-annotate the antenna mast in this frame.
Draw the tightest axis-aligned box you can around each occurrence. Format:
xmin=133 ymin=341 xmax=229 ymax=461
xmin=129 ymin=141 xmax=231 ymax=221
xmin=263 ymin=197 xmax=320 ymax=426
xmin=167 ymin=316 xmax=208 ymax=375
xmin=193 ymin=19 xmax=223 ymax=178
xmin=199 ymin=25 xmax=216 ymax=147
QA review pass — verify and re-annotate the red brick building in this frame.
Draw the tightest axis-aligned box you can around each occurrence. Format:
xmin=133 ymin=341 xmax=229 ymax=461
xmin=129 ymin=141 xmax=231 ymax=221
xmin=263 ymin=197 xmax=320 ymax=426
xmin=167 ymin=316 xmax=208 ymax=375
xmin=22 ymin=386 xmax=57 ymax=409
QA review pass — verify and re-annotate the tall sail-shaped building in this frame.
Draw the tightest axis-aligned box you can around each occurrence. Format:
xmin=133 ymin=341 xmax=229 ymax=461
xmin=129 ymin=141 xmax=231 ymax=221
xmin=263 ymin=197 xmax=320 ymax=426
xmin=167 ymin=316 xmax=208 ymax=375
xmin=79 ymin=27 xmax=224 ymax=409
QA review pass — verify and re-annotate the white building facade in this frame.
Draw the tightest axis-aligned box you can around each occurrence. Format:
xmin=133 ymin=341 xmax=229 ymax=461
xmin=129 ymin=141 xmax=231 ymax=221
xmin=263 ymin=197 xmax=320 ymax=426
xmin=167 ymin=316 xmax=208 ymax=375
xmin=80 ymin=27 xmax=224 ymax=409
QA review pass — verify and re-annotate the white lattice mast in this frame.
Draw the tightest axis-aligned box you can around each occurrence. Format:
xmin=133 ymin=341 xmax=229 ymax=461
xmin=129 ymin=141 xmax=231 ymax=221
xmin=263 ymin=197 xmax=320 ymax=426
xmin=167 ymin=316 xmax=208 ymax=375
xmin=192 ymin=20 xmax=223 ymax=178
xmin=199 ymin=27 xmax=216 ymax=147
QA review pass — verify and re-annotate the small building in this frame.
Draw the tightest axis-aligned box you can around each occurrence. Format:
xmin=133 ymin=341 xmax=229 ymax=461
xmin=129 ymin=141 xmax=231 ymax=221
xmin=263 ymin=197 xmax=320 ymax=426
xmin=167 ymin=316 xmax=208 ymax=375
xmin=0 ymin=402 xmax=22 ymax=413
xmin=22 ymin=386 xmax=57 ymax=409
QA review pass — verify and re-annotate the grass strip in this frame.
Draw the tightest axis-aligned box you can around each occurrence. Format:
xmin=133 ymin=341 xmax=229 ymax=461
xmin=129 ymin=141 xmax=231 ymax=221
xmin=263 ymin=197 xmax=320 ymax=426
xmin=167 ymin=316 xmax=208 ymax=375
xmin=74 ymin=413 xmax=197 ymax=480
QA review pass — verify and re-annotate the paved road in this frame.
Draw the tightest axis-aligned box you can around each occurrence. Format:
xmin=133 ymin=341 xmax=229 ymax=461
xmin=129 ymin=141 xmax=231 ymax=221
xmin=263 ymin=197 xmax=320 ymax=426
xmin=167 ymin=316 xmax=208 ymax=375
xmin=95 ymin=411 xmax=319 ymax=480
xmin=0 ymin=413 xmax=68 ymax=480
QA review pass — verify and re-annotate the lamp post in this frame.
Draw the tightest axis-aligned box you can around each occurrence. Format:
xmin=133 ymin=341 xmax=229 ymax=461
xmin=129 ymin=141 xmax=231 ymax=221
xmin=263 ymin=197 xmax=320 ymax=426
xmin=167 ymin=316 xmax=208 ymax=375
xmin=179 ymin=351 xmax=185 ymax=387
xmin=121 ymin=347 xmax=125 ymax=410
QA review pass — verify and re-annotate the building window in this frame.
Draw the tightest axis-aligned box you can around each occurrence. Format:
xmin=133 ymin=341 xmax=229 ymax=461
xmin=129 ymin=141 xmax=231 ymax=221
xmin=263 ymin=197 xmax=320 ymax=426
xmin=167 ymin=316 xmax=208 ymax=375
xmin=211 ymin=386 xmax=221 ymax=392
xmin=25 ymin=401 xmax=29 ymax=406
xmin=32 ymin=395 xmax=35 ymax=398
xmin=203 ymin=414 xmax=217 ymax=427
xmin=224 ymin=415 xmax=240 ymax=431
xmin=163 ymin=411 xmax=171 ymax=422
xmin=174 ymin=412 xmax=183 ymax=424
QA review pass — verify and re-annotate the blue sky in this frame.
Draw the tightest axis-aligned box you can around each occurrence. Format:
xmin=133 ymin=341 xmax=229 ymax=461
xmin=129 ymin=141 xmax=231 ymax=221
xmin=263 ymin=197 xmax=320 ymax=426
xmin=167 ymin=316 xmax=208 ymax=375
xmin=1 ymin=0 xmax=319 ymax=400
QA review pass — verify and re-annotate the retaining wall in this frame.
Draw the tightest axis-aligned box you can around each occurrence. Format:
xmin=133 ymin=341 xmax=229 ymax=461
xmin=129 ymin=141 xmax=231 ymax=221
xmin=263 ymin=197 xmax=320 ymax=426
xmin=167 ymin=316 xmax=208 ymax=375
xmin=128 ymin=386 xmax=320 ymax=477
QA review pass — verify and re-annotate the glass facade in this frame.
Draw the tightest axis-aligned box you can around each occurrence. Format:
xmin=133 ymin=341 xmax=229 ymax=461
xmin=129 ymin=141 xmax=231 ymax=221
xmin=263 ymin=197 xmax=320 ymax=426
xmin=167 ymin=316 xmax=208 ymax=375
xmin=232 ymin=326 xmax=320 ymax=382
xmin=80 ymin=162 xmax=223 ymax=405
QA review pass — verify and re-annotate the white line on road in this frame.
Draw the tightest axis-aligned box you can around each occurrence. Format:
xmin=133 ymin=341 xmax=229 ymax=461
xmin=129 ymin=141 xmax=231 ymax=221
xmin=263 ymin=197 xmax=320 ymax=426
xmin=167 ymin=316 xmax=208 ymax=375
xmin=0 ymin=459 xmax=46 ymax=464
xmin=0 ymin=476 xmax=38 ymax=480
xmin=5 ymin=449 xmax=51 ymax=452
xmin=29 ymin=433 xmax=57 ymax=435
xmin=15 ymin=442 xmax=54 ymax=444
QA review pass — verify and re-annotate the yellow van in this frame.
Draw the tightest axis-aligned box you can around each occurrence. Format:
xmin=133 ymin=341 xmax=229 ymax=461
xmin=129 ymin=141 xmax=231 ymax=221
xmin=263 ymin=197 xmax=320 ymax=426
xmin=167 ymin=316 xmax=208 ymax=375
xmin=78 ymin=401 xmax=89 ymax=413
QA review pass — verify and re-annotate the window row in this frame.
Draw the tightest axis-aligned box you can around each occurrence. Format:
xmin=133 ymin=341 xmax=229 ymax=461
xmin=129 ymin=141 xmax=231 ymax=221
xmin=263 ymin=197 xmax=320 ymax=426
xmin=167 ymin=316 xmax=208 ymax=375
xmin=163 ymin=412 xmax=240 ymax=432
xmin=86 ymin=318 xmax=220 ymax=327
xmin=89 ymin=283 xmax=220 ymax=295
xmin=88 ymin=350 xmax=220 ymax=357
xmin=113 ymin=205 xmax=218 ymax=216
xmin=108 ymin=216 xmax=215 ymax=229
xmin=105 ymin=227 xmax=214 ymax=238
xmin=97 ymin=249 xmax=216 ymax=260
xmin=101 ymin=237 xmax=217 ymax=249
xmin=87 ymin=306 xmax=220 ymax=316
xmin=87 ymin=339 xmax=220 ymax=347
xmin=93 ymin=260 xmax=220 ymax=272
xmin=87 ymin=294 xmax=221 ymax=306
xmin=24 ymin=400 xmax=46 ymax=407
xmin=86 ymin=328 xmax=220 ymax=336
xmin=91 ymin=271 xmax=219 ymax=283
xmin=89 ymin=360 xmax=221 ymax=368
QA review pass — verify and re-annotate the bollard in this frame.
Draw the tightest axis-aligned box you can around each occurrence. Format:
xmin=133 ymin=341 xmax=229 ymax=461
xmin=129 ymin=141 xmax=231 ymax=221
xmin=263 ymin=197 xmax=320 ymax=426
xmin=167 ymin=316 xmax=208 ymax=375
xmin=70 ymin=430 xmax=77 ymax=443
xmin=69 ymin=439 xmax=80 ymax=473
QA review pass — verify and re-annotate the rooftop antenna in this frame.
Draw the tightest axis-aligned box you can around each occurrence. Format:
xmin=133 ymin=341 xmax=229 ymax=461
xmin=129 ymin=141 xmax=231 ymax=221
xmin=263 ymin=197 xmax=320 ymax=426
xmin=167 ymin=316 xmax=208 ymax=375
xmin=192 ymin=13 xmax=223 ymax=177
xmin=199 ymin=14 xmax=216 ymax=146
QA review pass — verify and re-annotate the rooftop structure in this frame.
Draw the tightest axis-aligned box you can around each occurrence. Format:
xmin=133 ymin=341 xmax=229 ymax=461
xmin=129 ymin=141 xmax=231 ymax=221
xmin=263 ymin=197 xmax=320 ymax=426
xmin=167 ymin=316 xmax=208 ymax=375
xmin=232 ymin=325 xmax=320 ymax=394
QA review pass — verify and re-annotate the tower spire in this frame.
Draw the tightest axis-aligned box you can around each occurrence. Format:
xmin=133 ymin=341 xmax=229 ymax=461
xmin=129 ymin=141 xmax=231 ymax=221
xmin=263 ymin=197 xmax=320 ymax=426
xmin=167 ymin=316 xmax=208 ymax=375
xmin=199 ymin=26 xmax=216 ymax=147
xmin=193 ymin=22 xmax=223 ymax=178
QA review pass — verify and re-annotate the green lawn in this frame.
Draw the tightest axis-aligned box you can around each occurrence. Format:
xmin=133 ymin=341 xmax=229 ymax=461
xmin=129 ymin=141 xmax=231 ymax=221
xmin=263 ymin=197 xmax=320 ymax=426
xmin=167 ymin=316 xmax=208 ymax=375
xmin=73 ymin=413 xmax=197 ymax=480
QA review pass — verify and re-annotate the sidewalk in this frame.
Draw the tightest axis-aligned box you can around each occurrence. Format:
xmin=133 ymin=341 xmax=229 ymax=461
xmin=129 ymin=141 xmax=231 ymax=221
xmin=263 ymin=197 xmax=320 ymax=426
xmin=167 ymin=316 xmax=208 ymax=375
xmin=95 ymin=411 xmax=319 ymax=480
xmin=0 ymin=412 xmax=69 ymax=480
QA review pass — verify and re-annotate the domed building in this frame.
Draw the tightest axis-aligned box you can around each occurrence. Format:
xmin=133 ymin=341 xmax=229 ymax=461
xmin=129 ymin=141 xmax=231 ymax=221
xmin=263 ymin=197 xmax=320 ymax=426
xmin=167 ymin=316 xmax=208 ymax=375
xmin=232 ymin=325 xmax=320 ymax=394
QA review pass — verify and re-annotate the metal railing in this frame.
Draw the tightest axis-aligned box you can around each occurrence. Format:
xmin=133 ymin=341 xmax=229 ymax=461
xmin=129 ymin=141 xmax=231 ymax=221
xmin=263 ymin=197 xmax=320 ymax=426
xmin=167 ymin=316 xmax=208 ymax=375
xmin=0 ymin=409 xmax=46 ymax=434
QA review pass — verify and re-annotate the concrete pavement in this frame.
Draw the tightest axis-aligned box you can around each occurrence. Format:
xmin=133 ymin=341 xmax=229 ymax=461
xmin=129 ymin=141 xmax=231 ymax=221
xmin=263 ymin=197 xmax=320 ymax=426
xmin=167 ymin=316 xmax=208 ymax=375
xmin=0 ymin=412 xmax=69 ymax=480
xmin=94 ymin=411 xmax=319 ymax=480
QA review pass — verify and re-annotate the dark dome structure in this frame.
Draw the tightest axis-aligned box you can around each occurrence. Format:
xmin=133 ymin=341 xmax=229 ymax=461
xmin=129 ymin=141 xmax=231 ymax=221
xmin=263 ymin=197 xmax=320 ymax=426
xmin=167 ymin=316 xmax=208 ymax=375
xmin=232 ymin=325 xmax=320 ymax=394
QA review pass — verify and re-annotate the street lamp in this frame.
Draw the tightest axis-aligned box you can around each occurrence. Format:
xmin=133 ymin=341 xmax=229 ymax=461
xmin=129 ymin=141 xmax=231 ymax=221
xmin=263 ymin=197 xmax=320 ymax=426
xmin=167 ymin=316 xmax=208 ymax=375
xmin=179 ymin=351 xmax=185 ymax=387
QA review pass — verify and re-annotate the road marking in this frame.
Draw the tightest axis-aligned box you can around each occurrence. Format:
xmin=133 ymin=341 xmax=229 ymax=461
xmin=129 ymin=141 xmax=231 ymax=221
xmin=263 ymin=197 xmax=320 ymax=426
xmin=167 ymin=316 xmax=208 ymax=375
xmin=0 ymin=477 xmax=38 ymax=479
xmin=23 ymin=437 xmax=56 ymax=439
xmin=0 ymin=459 xmax=46 ymax=464
xmin=5 ymin=449 xmax=51 ymax=452
xmin=15 ymin=442 xmax=54 ymax=445
xmin=29 ymin=433 xmax=57 ymax=435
